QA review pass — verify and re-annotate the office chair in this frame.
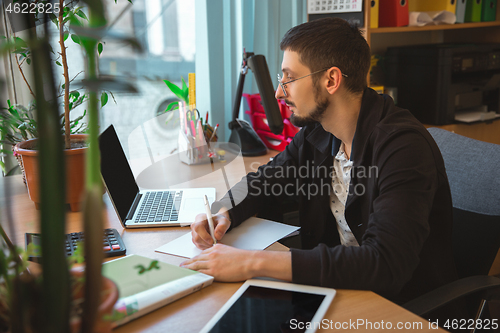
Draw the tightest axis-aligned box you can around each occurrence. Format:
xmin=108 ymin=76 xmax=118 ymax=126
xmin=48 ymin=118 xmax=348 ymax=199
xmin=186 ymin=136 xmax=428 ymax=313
xmin=403 ymin=128 xmax=500 ymax=331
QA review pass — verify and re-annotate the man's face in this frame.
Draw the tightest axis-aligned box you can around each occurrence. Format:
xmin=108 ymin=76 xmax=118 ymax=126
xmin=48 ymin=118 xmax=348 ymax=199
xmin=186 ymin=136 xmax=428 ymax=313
xmin=275 ymin=50 xmax=330 ymax=127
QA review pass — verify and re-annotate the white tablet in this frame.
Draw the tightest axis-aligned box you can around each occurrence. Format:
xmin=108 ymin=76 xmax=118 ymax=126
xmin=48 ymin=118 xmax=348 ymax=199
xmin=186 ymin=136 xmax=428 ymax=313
xmin=200 ymin=279 xmax=336 ymax=333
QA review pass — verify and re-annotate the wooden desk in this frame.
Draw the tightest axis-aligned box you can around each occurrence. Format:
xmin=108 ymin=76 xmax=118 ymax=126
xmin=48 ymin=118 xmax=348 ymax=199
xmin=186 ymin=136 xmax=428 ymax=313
xmin=0 ymin=150 xmax=445 ymax=333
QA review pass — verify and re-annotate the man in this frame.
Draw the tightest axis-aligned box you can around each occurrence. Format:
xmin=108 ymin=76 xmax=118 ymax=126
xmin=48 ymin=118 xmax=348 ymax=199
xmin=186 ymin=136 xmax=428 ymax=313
xmin=181 ymin=17 xmax=458 ymax=305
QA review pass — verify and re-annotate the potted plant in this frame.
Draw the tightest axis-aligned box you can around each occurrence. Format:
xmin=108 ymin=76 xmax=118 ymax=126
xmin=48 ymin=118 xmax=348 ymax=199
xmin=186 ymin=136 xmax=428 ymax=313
xmin=0 ymin=100 xmax=87 ymax=177
xmin=162 ymin=77 xmax=218 ymax=145
xmin=0 ymin=0 xmax=138 ymax=331
xmin=1 ymin=0 xmax=111 ymax=211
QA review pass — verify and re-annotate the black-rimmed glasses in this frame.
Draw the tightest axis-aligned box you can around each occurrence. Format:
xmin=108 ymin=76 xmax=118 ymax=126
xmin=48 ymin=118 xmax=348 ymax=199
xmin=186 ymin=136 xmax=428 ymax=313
xmin=277 ymin=68 xmax=348 ymax=97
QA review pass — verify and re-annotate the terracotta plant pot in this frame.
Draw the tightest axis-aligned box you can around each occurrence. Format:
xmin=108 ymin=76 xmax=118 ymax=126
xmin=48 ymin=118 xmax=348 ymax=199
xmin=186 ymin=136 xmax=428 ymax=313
xmin=70 ymin=270 xmax=120 ymax=333
xmin=14 ymin=135 xmax=87 ymax=212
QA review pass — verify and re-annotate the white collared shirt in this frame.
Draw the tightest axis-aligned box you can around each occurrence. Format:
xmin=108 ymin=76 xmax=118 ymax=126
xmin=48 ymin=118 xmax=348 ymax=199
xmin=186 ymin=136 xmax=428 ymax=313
xmin=330 ymin=144 xmax=359 ymax=247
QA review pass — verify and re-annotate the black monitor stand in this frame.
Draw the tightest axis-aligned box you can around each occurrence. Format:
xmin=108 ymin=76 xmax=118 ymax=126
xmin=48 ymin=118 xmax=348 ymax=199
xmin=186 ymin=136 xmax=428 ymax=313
xmin=228 ymin=50 xmax=283 ymax=156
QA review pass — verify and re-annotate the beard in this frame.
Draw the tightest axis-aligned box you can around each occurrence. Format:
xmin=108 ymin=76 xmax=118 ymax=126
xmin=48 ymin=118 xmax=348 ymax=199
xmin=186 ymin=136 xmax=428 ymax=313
xmin=288 ymin=83 xmax=330 ymax=127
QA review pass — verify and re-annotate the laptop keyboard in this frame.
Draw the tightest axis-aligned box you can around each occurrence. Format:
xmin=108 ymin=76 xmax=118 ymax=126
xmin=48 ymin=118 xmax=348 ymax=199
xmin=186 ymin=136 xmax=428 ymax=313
xmin=135 ymin=190 xmax=183 ymax=223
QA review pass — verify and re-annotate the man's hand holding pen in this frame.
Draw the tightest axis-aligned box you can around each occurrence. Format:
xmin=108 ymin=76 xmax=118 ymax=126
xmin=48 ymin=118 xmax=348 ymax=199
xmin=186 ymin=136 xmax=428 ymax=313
xmin=190 ymin=208 xmax=231 ymax=250
xmin=182 ymin=209 xmax=262 ymax=282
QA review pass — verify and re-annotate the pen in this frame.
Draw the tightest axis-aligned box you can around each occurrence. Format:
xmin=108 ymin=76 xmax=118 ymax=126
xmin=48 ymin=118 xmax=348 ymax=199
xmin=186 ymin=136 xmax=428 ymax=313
xmin=209 ymin=123 xmax=219 ymax=143
xmin=203 ymin=195 xmax=217 ymax=245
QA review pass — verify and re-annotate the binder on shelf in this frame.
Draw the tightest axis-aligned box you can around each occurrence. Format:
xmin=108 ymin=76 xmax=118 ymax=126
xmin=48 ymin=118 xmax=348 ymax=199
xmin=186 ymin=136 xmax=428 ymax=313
xmin=379 ymin=0 xmax=409 ymax=27
xmin=408 ymin=0 xmax=457 ymax=13
xmin=370 ymin=0 xmax=379 ymax=28
xmin=456 ymin=0 xmax=468 ymax=23
xmin=465 ymin=0 xmax=483 ymax=22
xmin=482 ymin=0 xmax=497 ymax=21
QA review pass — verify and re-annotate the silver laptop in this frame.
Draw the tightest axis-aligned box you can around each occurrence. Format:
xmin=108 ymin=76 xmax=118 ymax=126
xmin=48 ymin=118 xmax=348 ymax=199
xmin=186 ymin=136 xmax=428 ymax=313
xmin=99 ymin=125 xmax=216 ymax=228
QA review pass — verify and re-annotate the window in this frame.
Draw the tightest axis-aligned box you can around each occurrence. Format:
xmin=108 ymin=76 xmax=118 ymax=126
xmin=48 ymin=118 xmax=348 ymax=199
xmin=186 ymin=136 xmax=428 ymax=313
xmin=0 ymin=0 xmax=195 ymax=177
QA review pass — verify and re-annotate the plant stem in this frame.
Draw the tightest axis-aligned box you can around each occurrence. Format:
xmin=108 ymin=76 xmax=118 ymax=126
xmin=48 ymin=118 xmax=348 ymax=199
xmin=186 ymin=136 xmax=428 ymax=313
xmin=80 ymin=2 xmax=107 ymax=331
xmin=14 ymin=53 xmax=35 ymax=99
xmin=26 ymin=12 xmax=70 ymax=332
xmin=59 ymin=0 xmax=71 ymax=149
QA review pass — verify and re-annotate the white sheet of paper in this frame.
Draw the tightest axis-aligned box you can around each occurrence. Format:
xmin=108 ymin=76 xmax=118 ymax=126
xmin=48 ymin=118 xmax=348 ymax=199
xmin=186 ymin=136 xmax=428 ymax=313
xmin=155 ymin=217 xmax=300 ymax=259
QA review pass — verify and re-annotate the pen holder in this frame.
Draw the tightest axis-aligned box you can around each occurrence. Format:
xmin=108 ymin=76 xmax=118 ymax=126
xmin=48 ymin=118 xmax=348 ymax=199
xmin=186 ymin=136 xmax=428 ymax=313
xmin=178 ymin=130 xmax=214 ymax=165
xmin=177 ymin=102 xmax=218 ymax=165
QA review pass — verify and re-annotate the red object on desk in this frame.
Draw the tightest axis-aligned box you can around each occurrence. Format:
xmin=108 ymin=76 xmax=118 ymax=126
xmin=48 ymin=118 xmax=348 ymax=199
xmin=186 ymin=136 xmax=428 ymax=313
xmin=256 ymin=130 xmax=292 ymax=152
xmin=379 ymin=0 xmax=409 ymax=27
xmin=243 ymin=93 xmax=300 ymax=152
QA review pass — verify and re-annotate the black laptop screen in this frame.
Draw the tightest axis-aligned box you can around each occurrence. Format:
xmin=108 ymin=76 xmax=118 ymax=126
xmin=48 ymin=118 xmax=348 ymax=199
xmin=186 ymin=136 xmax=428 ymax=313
xmin=99 ymin=125 xmax=140 ymax=222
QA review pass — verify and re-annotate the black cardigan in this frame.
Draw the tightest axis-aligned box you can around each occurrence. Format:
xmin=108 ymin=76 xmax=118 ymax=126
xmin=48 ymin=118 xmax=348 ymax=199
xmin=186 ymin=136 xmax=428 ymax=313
xmin=215 ymin=88 xmax=458 ymax=304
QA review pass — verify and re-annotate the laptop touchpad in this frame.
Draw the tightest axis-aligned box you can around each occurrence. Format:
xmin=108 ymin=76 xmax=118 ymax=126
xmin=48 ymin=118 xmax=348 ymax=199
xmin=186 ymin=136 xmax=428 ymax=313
xmin=182 ymin=198 xmax=206 ymax=214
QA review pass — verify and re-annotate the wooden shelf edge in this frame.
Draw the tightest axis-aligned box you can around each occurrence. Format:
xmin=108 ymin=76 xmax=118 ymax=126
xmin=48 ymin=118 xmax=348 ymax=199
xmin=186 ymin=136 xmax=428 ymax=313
xmin=369 ymin=21 xmax=500 ymax=34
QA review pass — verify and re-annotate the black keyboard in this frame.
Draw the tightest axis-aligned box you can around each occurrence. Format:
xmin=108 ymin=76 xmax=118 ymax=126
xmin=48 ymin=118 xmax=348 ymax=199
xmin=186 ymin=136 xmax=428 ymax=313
xmin=25 ymin=228 xmax=126 ymax=263
xmin=135 ymin=190 xmax=183 ymax=223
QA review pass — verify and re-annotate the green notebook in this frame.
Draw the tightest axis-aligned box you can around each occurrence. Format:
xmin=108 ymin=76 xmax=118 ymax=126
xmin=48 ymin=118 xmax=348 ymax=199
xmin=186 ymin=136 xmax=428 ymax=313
xmin=102 ymin=254 xmax=213 ymax=327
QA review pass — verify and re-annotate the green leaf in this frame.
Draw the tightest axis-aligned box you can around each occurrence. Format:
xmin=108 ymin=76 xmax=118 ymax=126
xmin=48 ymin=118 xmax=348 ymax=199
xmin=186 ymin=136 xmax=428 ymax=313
xmin=70 ymin=26 xmax=143 ymax=52
xmin=181 ymin=76 xmax=188 ymax=92
xmin=49 ymin=13 xmax=58 ymax=26
xmin=63 ymin=32 xmax=69 ymax=41
xmin=26 ymin=58 xmax=31 ymax=65
xmin=9 ymin=106 xmax=20 ymax=119
xmin=14 ymin=37 xmax=27 ymax=49
xmin=71 ymin=110 xmax=86 ymax=123
xmin=76 ymin=9 xmax=88 ymax=21
xmin=101 ymin=92 xmax=108 ymax=107
xmin=163 ymin=80 xmax=186 ymax=102
xmin=76 ymin=95 xmax=86 ymax=105
xmin=181 ymin=77 xmax=189 ymax=101
xmin=97 ymin=42 xmax=103 ymax=56
xmin=56 ymin=61 xmax=62 ymax=66
xmin=70 ymin=91 xmax=80 ymax=99
xmin=68 ymin=12 xmax=82 ymax=27
xmin=165 ymin=101 xmax=179 ymax=112
xmin=71 ymin=34 xmax=81 ymax=45
xmin=62 ymin=83 xmax=65 ymax=89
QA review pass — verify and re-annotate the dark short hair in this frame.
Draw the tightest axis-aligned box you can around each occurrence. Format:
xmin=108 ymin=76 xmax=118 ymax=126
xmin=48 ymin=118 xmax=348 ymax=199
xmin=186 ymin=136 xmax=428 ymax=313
xmin=280 ymin=17 xmax=370 ymax=94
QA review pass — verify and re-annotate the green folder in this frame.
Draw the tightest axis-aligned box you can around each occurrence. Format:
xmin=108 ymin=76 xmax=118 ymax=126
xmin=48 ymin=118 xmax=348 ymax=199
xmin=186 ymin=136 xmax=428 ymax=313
xmin=465 ymin=0 xmax=483 ymax=22
xmin=482 ymin=0 xmax=497 ymax=21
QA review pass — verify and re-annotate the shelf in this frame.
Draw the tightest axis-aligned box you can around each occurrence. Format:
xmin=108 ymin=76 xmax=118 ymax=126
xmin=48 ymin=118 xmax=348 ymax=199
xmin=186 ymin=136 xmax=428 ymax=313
xmin=369 ymin=21 xmax=500 ymax=34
